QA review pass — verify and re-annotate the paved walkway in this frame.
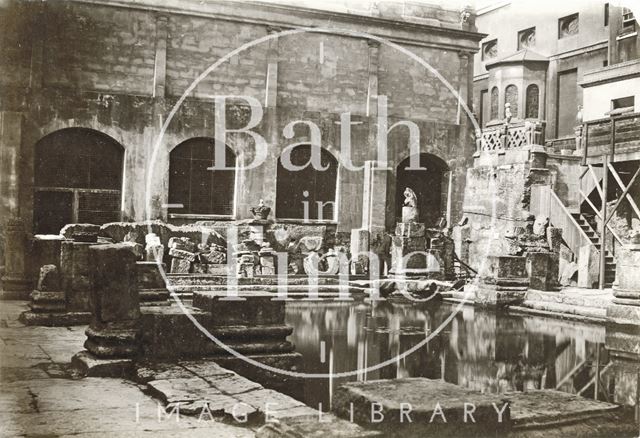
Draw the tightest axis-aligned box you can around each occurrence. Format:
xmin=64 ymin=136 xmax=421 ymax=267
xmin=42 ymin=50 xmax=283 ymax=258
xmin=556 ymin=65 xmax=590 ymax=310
xmin=0 ymin=300 xmax=254 ymax=437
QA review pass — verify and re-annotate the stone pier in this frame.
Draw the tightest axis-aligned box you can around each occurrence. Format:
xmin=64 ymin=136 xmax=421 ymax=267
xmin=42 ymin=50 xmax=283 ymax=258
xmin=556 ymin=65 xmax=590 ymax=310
xmin=472 ymin=255 xmax=529 ymax=307
xmin=136 ymin=261 xmax=170 ymax=305
xmin=1 ymin=218 xmax=31 ymax=299
xmin=72 ymin=243 xmax=141 ymax=377
xmin=607 ymin=243 xmax=640 ymax=326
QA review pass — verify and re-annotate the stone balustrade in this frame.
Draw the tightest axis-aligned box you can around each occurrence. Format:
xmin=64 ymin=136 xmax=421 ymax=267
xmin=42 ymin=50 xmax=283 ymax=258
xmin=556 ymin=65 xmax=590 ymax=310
xmin=475 ymin=120 xmax=546 ymax=155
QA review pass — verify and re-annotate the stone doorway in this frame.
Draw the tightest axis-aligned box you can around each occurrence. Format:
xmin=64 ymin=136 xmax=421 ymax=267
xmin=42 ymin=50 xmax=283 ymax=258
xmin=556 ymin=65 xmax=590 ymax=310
xmin=395 ymin=153 xmax=449 ymax=227
xmin=33 ymin=128 xmax=124 ymax=234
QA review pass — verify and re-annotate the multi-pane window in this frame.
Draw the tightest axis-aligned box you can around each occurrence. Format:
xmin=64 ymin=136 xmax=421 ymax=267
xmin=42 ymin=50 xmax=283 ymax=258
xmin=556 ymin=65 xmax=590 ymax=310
xmin=525 ymin=84 xmax=540 ymax=119
xmin=168 ymin=138 xmax=236 ymax=216
xmin=505 ymin=84 xmax=519 ymax=118
xmin=33 ymin=128 xmax=124 ymax=234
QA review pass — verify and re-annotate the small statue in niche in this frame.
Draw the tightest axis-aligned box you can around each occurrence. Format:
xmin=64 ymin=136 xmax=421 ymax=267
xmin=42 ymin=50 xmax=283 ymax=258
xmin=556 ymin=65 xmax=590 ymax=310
xmin=402 ymin=187 xmax=419 ymax=223
xmin=504 ymin=103 xmax=513 ymax=125
xmin=576 ymin=105 xmax=583 ymax=125
xmin=403 ymin=187 xmax=417 ymax=208
xmin=250 ymin=199 xmax=271 ymax=220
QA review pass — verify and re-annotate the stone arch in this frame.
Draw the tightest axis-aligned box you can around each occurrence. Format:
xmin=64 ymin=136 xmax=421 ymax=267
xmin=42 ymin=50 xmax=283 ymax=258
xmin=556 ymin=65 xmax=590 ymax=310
xmin=525 ymin=84 xmax=540 ymax=119
xmin=168 ymin=137 xmax=236 ymax=216
xmin=33 ymin=128 xmax=124 ymax=234
xmin=395 ymin=153 xmax=449 ymax=227
xmin=275 ymin=144 xmax=338 ymax=220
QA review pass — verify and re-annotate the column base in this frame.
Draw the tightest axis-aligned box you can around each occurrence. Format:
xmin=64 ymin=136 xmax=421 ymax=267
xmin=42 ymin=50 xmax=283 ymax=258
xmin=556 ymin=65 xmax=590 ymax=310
xmin=71 ymin=350 xmax=134 ymax=377
xmin=84 ymin=322 xmax=141 ymax=358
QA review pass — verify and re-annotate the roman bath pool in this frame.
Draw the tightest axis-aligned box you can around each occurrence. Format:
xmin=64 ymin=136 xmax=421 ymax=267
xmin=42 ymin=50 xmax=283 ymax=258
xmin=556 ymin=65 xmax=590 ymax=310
xmin=285 ymin=300 xmax=634 ymax=411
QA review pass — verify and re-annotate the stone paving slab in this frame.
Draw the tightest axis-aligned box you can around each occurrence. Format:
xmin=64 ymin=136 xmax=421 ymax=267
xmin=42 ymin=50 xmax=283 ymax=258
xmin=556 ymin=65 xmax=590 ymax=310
xmin=333 ymin=378 xmax=511 ymax=437
xmin=505 ymin=390 xmax=621 ymax=427
xmin=139 ymin=361 xmax=376 ymax=436
xmin=0 ymin=300 xmax=256 ymax=437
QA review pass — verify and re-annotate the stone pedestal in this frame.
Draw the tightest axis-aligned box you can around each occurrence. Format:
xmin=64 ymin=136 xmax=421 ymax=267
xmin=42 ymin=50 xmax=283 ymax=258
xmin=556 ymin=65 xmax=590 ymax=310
xmin=72 ymin=243 xmax=141 ymax=377
xmin=136 ymin=261 xmax=169 ymax=305
xmin=28 ymin=235 xmax=66 ymax=288
xmin=20 ymin=264 xmax=92 ymax=326
xmin=526 ymin=251 xmax=559 ymax=291
xmin=390 ymin=220 xmax=443 ymax=278
xmin=607 ymin=244 xmax=640 ymax=326
xmin=1 ymin=218 xmax=31 ymax=299
xmin=248 ymin=220 xmax=267 ymax=244
xmin=473 ymin=255 xmax=529 ymax=307
xmin=61 ymin=239 xmax=95 ymax=312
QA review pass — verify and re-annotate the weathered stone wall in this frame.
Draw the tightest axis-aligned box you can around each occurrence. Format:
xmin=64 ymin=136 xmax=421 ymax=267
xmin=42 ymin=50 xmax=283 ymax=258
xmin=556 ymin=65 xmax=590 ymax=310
xmin=0 ymin=0 xmax=482 ymax=258
xmin=461 ymin=150 xmax=533 ymax=268
xmin=43 ymin=2 xmax=157 ymax=94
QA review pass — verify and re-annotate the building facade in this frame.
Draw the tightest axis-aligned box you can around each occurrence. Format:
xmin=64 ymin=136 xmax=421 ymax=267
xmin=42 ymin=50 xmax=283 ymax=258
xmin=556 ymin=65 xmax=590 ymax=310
xmin=468 ymin=0 xmax=640 ymax=288
xmin=0 ymin=0 xmax=483 ymax=269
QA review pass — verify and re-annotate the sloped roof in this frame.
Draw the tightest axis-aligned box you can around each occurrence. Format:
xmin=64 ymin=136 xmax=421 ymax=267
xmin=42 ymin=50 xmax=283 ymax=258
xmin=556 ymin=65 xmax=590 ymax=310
xmin=485 ymin=49 xmax=549 ymax=68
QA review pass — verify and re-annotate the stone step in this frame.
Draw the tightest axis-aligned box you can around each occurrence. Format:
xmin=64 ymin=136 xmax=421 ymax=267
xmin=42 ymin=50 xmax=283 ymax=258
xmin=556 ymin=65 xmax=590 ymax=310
xmin=30 ymin=290 xmax=66 ymax=303
xmin=19 ymin=310 xmax=92 ymax=326
xmin=167 ymin=274 xmax=361 ymax=287
xmin=29 ymin=301 xmax=66 ymax=312
xmin=139 ymin=303 xmax=295 ymax=359
xmin=524 ymin=290 xmax=612 ymax=308
xmin=139 ymin=288 xmax=170 ymax=302
xmin=180 ymin=284 xmax=367 ymax=294
xmin=520 ymin=299 xmax=607 ymax=319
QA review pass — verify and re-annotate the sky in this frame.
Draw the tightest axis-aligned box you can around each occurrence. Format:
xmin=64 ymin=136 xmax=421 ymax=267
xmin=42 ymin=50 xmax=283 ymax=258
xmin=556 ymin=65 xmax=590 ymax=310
xmin=254 ymin=0 xmax=639 ymax=16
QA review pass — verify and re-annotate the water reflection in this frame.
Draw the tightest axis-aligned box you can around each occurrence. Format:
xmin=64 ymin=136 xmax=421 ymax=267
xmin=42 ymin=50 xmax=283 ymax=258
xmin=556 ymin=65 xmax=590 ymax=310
xmin=285 ymin=301 xmax=618 ymax=409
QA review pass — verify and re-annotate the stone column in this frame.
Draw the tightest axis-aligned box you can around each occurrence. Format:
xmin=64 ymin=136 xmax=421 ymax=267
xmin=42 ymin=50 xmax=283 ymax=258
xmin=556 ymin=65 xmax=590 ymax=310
xmin=72 ymin=243 xmax=141 ymax=376
xmin=1 ymin=218 xmax=31 ymax=299
xmin=607 ymin=243 xmax=640 ymax=326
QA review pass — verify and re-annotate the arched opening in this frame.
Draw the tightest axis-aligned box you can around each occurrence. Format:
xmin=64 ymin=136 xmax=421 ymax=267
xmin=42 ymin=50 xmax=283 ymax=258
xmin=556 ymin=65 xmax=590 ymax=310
xmin=168 ymin=138 xmax=236 ymax=216
xmin=505 ymin=84 xmax=519 ymax=118
xmin=276 ymin=145 xmax=338 ymax=220
xmin=33 ymin=128 xmax=124 ymax=234
xmin=490 ymin=87 xmax=499 ymax=120
xmin=525 ymin=84 xmax=540 ymax=119
xmin=396 ymin=153 xmax=449 ymax=227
